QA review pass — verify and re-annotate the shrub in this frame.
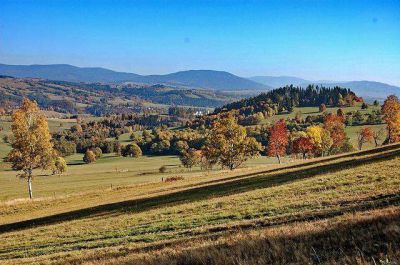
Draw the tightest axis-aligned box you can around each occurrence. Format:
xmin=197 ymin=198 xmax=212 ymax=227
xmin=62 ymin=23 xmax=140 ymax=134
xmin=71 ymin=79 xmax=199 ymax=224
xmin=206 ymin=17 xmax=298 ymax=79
xmin=52 ymin=157 xmax=67 ymax=175
xmin=159 ymin=165 xmax=167 ymax=173
xmin=83 ymin=150 xmax=96 ymax=164
xmin=92 ymin=147 xmax=103 ymax=158
xmin=164 ymin=176 xmax=184 ymax=182
xmin=122 ymin=143 xmax=142 ymax=157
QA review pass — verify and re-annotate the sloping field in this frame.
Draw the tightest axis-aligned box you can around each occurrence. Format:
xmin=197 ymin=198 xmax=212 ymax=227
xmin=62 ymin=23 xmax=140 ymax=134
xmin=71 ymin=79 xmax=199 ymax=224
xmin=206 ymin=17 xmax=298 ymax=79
xmin=0 ymin=144 xmax=400 ymax=264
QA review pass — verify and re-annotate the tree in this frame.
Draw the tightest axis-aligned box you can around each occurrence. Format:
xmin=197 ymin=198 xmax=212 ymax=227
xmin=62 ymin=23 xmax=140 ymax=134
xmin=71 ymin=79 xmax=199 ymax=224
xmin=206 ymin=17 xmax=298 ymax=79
xmin=7 ymin=99 xmax=55 ymax=199
xmin=341 ymin=137 xmax=355 ymax=153
xmin=373 ymin=100 xmax=380 ymax=107
xmin=306 ymin=125 xmax=333 ymax=156
xmin=70 ymin=124 xmax=83 ymax=133
xmin=52 ymin=157 xmax=67 ymax=175
xmin=337 ymin=108 xmax=344 ymax=117
xmin=353 ymin=111 xmax=364 ymax=125
xmin=53 ymin=140 xmax=76 ymax=157
xmin=373 ymin=128 xmax=384 ymax=147
xmin=130 ymin=133 xmax=143 ymax=144
xmin=150 ymin=139 xmax=171 ymax=155
xmin=114 ymin=142 xmax=122 ymax=156
xmin=179 ymin=148 xmax=202 ymax=169
xmin=306 ymin=125 xmax=323 ymax=149
xmin=319 ymin=104 xmax=327 ymax=113
xmin=382 ymin=95 xmax=400 ymax=143
xmin=122 ymin=143 xmax=142 ymax=157
xmin=173 ymin=140 xmax=189 ymax=155
xmin=203 ymin=114 xmax=262 ymax=170
xmin=361 ymin=103 xmax=369 ymax=109
xmin=83 ymin=149 xmax=96 ymax=164
xmin=267 ymin=119 xmax=289 ymax=164
xmin=293 ymin=136 xmax=314 ymax=159
xmin=320 ymin=129 xmax=333 ymax=156
xmin=357 ymin=127 xmax=374 ymax=150
xmin=324 ymin=113 xmax=346 ymax=149
xmin=92 ymin=147 xmax=103 ymax=159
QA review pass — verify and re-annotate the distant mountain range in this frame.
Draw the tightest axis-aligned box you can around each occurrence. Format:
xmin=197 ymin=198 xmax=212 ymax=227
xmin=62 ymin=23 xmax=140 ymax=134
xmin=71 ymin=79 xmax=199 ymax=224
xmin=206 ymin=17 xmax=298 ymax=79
xmin=249 ymin=76 xmax=309 ymax=88
xmin=0 ymin=63 xmax=399 ymax=100
xmin=0 ymin=64 xmax=268 ymax=91
xmin=250 ymin=76 xmax=400 ymax=100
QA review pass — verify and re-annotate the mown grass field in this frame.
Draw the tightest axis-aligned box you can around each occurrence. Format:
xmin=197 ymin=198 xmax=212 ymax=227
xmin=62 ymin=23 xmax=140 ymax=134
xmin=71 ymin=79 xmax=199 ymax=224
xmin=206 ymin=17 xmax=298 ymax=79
xmin=0 ymin=144 xmax=399 ymax=264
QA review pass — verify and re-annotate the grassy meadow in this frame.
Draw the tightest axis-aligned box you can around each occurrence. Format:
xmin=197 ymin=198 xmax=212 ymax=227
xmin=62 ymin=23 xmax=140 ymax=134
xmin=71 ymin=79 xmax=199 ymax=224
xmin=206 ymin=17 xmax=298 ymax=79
xmin=0 ymin=104 xmax=398 ymax=265
xmin=0 ymin=144 xmax=399 ymax=264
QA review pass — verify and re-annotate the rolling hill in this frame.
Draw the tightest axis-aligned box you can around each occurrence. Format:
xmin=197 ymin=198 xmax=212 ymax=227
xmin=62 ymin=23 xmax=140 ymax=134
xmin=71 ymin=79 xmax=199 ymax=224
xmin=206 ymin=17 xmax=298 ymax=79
xmin=2 ymin=63 xmax=398 ymax=99
xmin=0 ymin=144 xmax=399 ymax=264
xmin=250 ymin=75 xmax=400 ymax=100
xmin=0 ymin=64 xmax=268 ymax=91
xmin=0 ymin=77 xmax=242 ymax=112
xmin=314 ymin=81 xmax=400 ymax=101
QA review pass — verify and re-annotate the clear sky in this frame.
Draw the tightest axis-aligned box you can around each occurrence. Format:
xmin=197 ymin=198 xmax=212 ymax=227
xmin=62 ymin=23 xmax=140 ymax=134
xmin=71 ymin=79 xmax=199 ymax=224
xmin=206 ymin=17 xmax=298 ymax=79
xmin=0 ymin=0 xmax=399 ymax=85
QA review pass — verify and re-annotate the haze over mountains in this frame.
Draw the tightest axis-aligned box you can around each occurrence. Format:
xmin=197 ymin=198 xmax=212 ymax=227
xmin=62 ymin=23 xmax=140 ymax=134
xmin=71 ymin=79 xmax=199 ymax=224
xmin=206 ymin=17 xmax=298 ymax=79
xmin=0 ymin=63 xmax=399 ymax=100
xmin=0 ymin=64 xmax=268 ymax=91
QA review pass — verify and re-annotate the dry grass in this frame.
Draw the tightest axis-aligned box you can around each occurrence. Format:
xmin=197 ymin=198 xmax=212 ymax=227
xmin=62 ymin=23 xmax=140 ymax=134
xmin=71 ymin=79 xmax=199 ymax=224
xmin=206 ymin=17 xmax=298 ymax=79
xmin=0 ymin=144 xmax=399 ymax=264
xmin=70 ymin=207 xmax=400 ymax=265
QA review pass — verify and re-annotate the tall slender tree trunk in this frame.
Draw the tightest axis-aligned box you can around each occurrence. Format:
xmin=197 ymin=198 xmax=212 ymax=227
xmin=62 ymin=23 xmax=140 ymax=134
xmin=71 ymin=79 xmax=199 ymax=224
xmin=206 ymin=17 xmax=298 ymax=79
xmin=277 ymin=154 xmax=281 ymax=164
xmin=28 ymin=172 xmax=33 ymax=199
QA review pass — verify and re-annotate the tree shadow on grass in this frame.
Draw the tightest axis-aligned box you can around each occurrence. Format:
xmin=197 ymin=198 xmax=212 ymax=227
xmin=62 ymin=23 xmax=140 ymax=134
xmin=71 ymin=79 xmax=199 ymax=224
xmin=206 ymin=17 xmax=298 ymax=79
xmin=0 ymin=144 xmax=399 ymax=234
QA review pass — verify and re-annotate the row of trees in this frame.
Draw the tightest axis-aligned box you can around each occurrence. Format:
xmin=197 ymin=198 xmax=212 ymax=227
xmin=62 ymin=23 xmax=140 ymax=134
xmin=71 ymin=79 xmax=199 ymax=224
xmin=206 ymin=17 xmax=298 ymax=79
xmin=178 ymin=95 xmax=400 ymax=169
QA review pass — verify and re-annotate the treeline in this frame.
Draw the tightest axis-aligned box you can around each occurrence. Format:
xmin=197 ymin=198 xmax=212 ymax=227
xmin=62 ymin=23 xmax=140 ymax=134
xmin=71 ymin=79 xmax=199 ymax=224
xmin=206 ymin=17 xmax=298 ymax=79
xmin=52 ymin=113 xmax=189 ymax=156
xmin=50 ymin=95 xmax=400 ymax=170
xmin=215 ymin=85 xmax=361 ymax=115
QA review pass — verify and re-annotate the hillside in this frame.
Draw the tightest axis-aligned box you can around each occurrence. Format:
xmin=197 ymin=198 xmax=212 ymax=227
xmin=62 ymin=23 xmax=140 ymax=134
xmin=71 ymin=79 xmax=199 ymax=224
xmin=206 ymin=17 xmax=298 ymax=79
xmin=0 ymin=144 xmax=399 ymax=264
xmin=0 ymin=64 xmax=268 ymax=91
xmin=0 ymin=76 xmax=241 ymax=113
xmin=249 ymin=75 xmax=400 ymax=100
xmin=314 ymin=81 xmax=400 ymax=101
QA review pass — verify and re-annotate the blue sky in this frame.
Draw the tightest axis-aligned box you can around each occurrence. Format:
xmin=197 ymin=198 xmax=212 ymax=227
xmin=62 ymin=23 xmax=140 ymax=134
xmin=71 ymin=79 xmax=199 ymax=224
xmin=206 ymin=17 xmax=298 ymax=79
xmin=0 ymin=0 xmax=399 ymax=85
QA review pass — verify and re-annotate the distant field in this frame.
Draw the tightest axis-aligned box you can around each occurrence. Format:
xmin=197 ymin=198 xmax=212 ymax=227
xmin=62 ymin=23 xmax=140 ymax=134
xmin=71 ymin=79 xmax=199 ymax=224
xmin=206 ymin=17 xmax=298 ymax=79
xmin=262 ymin=104 xmax=381 ymax=124
xmin=0 ymin=144 xmax=399 ymax=264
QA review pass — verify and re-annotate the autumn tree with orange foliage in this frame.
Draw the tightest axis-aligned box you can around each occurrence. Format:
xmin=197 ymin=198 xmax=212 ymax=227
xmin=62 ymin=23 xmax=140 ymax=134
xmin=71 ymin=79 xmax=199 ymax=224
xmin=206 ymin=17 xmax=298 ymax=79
xmin=324 ymin=113 xmax=346 ymax=149
xmin=382 ymin=95 xmax=400 ymax=143
xmin=357 ymin=127 xmax=373 ymax=150
xmin=267 ymin=119 xmax=289 ymax=164
xmin=293 ymin=136 xmax=314 ymax=159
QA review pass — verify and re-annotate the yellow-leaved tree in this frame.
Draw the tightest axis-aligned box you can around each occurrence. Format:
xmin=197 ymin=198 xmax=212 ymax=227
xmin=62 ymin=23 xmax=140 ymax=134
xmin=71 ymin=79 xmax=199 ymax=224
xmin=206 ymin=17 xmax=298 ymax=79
xmin=203 ymin=114 xmax=262 ymax=170
xmin=306 ymin=125 xmax=333 ymax=156
xmin=7 ymin=99 xmax=56 ymax=199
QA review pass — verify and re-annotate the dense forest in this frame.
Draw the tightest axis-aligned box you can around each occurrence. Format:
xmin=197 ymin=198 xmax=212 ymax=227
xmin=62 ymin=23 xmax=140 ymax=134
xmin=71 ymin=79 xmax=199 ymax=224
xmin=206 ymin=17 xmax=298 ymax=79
xmin=215 ymin=85 xmax=362 ymax=114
